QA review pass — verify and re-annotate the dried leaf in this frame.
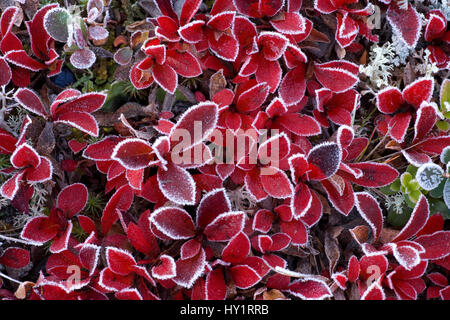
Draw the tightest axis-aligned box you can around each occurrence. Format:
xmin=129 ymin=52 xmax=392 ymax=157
xmin=15 ymin=281 xmax=35 ymax=300
xmin=209 ymin=69 xmax=227 ymax=99
xmin=36 ymin=122 xmax=55 ymax=155
xmin=349 ymin=225 xmax=369 ymax=244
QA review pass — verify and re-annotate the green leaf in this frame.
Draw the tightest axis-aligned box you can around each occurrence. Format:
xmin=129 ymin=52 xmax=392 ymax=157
xmin=387 ymin=205 xmax=412 ymax=227
xmin=444 ymin=178 xmax=450 ymax=210
xmin=440 ymin=79 xmax=450 ymax=111
xmin=441 ymin=146 xmax=450 ymax=165
xmin=102 ymin=81 xmax=129 ymax=112
xmin=429 ymin=179 xmax=446 ymax=198
xmin=436 ymin=120 xmax=450 ymax=132
xmin=406 ymin=165 xmax=418 ymax=176
xmin=416 ymin=163 xmax=444 ymax=191
xmin=44 ymin=8 xmax=71 ymax=43
xmin=400 ymin=172 xmax=413 ymax=187
xmin=430 ymin=198 xmax=450 ymax=219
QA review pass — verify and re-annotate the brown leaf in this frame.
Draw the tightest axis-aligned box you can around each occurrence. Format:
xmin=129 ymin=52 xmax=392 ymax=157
xmin=385 ymin=140 xmax=402 ymax=151
xmin=114 ymin=35 xmax=128 ymax=47
xmin=403 ymin=62 xmax=416 ymax=86
xmin=359 ymin=50 xmax=368 ymax=65
xmin=349 ymin=225 xmax=369 ymax=244
xmin=379 ymin=227 xmax=400 ymax=244
xmin=263 ymin=289 xmax=288 ymax=300
xmin=22 ymin=0 xmax=39 ymax=19
xmin=15 ymin=281 xmax=35 ymax=300
xmin=335 ymin=45 xmax=346 ymax=60
xmin=324 ymin=231 xmax=340 ymax=273
xmin=36 ymin=122 xmax=55 ymax=155
xmin=209 ymin=69 xmax=227 ymax=99
xmin=306 ymin=28 xmax=331 ymax=43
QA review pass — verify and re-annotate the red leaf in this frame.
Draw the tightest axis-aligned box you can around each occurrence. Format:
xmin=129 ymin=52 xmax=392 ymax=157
xmin=21 ymin=217 xmax=58 ymax=245
xmin=222 ymin=232 xmax=250 ymax=264
xmin=361 ymin=282 xmax=385 ymax=300
xmin=14 ymin=89 xmax=47 ymax=117
xmin=173 ymin=249 xmax=206 ymax=288
xmin=166 ymin=49 xmax=202 ymax=77
xmin=343 ymin=162 xmax=399 ymax=187
xmin=376 ymin=87 xmax=404 ymax=114
xmin=203 ymin=211 xmax=246 ymax=242
xmin=179 ymin=0 xmax=202 ymax=25
xmin=393 ymin=195 xmax=429 ymax=242
xmin=115 ymin=288 xmax=143 ymax=300
xmin=387 ymin=3 xmax=421 ymax=48
xmin=291 ymin=182 xmax=312 ymax=218
xmin=425 ymin=10 xmax=446 ymax=42
xmin=355 ymin=192 xmax=383 ymax=242
xmin=335 ymin=12 xmax=358 ymax=48
xmin=26 ymin=156 xmax=53 ymax=183
xmin=101 ymin=185 xmax=134 ymax=235
xmin=415 ymin=231 xmax=450 ymax=260
xmin=314 ymin=60 xmax=359 ymax=93
xmin=111 ymin=138 xmax=156 ymax=170
xmin=106 ymin=247 xmax=136 ymax=276
xmin=0 ymin=172 xmax=25 ymax=200
xmin=402 ymin=77 xmax=434 ymax=108
xmin=0 ymin=247 xmax=30 ymax=269
xmin=54 ymin=111 xmax=99 ymax=137
xmin=307 ymin=142 xmax=342 ymax=180
xmin=56 ymin=183 xmax=88 ymax=218
xmin=347 ymin=255 xmax=360 ymax=283
xmin=11 ymin=143 xmax=40 ymax=169
xmin=169 ymin=101 xmax=219 ymax=150
xmin=229 ymin=265 xmax=262 ymax=289
xmin=152 ymin=63 xmax=178 ymax=94
xmin=152 ymin=254 xmax=176 ymax=280
xmin=196 ymin=188 xmax=231 ymax=229
xmin=236 ymin=82 xmax=269 ymax=113
xmin=255 ymin=58 xmax=282 ymax=93
xmin=49 ymin=222 xmax=73 ymax=253
xmin=150 ymin=207 xmax=196 ymax=240
xmin=208 ymin=31 xmax=239 ymax=62
xmin=68 ymin=140 xmax=87 ymax=154
xmin=252 ymin=209 xmax=275 ymax=233
xmin=158 ymin=163 xmax=196 ymax=205
xmin=235 ymin=0 xmax=283 ymax=17
xmin=280 ymin=219 xmax=307 ymax=245
xmin=413 ymin=102 xmax=437 ymax=143
xmin=99 ymin=267 xmax=134 ymax=292
xmin=359 ymin=255 xmax=388 ymax=280
xmin=260 ymin=167 xmax=293 ymax=199
xmin=206 ymin=268 xmax=227 ymax=300
xmin=5 ymin=50 xmax=46 ymax=71
xmin=389 ymin=112 xmax=411 ymax=143
xmin=287 ymin=278 xmax=332 ymax=300
xmin=271 ymin=12 xmax=308 ymax=35
xmin=321 ymin=178 xmax=355 ymax=216
xmin=314 ymin=0 xmax=336 ymax=14
xmin=279 ymin=65 xmax=306 ymax=106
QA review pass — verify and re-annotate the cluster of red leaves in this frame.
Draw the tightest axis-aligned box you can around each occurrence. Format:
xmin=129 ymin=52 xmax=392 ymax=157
xmin=0 ymin=0 xmax=449 ymax=301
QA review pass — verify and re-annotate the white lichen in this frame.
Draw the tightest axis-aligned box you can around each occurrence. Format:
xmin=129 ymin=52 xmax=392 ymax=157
xmin=359 ymin=42 xmax=397 ymax=89
xmin=226 ymin=185 xmax=257 ymax=211
xmin=385 ymin=193 xmax=407 ymax=215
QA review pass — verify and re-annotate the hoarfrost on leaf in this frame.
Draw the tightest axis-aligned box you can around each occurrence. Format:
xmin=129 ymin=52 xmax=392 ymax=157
xmin=416 ymin=163 xmax=444 ymax=191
